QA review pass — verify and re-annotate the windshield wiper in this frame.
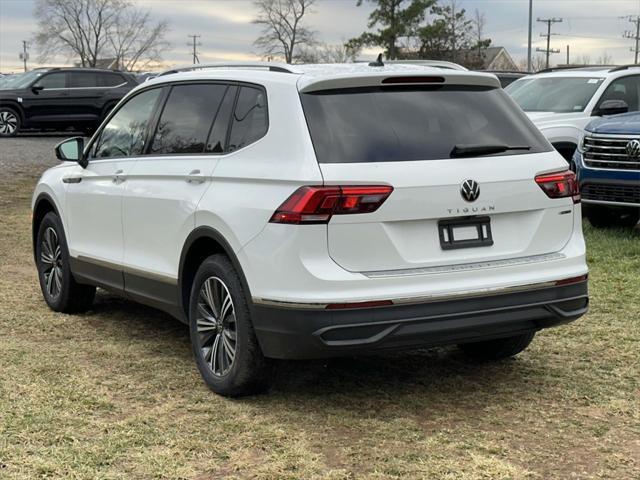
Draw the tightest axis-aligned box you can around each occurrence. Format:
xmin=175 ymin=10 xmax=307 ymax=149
xmin=450 ymin=144 xmax=531 ymax=158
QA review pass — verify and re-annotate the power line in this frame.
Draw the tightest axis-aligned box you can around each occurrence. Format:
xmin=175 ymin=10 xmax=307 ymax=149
xmin=623 ymin=16 xmax=640 ymax=63
xmin=536 ymin=17 xmax=563 ymax=69
xmin=187 ymin=34 xmax=201 ymax=64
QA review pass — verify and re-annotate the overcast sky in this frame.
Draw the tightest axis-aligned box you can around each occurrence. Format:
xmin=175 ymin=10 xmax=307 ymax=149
xmin=2 ymin=0 xmax=640 ymax=72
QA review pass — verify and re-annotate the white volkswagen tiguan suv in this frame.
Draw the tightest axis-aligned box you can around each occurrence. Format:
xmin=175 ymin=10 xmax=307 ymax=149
xmin=32 ymin=62 xmax=589 ymax=396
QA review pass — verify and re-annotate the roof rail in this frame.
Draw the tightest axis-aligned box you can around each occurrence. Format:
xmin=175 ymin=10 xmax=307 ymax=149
xmin=535 ymin=64 xmax=615 ymax=74
xmin=158 ymin=61 xmax=303 ymax=77
xmin=608 ymin=64 xmax=640 ymax=72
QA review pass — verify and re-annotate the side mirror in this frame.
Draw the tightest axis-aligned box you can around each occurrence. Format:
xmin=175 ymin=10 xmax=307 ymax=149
xmin=31 ymin=85 xmax=44 ymax=94
xmin=55 ymin=137 xmax=87 ymax=168
xmin=593 ymin=99 xmax=629 ymax=116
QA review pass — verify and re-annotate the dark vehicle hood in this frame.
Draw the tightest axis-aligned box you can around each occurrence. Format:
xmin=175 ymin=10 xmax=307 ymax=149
xmin=586 ymin=112 xmax=640 ymax=135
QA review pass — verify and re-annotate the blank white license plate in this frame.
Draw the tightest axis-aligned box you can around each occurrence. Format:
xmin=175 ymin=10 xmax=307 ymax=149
xmin=452 ymin=225 xmax=480 ymax=241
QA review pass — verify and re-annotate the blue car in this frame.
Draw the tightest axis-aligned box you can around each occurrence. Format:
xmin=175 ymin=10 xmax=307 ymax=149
xmin=574 ymin=112 xmax=640 ymax=227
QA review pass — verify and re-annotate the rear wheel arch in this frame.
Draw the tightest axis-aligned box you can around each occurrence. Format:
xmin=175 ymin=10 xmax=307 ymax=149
xmin=32 ymin=193 xmax=61 ymax=262
xmin=178 ymin=227 xmax=253 ymax=320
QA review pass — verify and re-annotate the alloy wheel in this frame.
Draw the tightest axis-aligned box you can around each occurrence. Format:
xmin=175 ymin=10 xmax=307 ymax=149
xmin=0 ymin=111 xmax=18 ymax=135
xmin=196 ymin=276 xmax=238 ymax=377
xmin=40 ymin=227 xmax=63 ymax=298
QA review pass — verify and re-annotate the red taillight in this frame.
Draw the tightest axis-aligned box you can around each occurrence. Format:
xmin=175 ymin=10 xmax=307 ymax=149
xmin=270 ymin=185 xmax=394 ymax=225
xmin=535 ymin=170 xmax=580 ymax=204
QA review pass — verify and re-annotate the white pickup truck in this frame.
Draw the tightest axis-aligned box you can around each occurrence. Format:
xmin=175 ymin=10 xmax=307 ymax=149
xmin=505 ymin=65 xmax=640 ymax=165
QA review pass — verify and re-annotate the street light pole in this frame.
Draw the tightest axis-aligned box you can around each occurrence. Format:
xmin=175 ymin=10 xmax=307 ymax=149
xmin=527 ymin=0 xmax=533 ymax=71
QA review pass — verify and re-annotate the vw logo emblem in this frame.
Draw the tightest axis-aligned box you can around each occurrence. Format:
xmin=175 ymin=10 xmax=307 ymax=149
xmin=626 ymin=139 xmax=640 ymax=159
xmin=460 ymin=179 xmax=480 ymax=202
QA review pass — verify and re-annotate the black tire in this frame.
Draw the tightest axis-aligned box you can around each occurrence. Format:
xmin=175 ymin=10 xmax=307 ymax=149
xmin=189 ymin=254 xmax=271 ymax=397
xmin=584 ymin=204 xmax=639 ymax=228
xmin=35 ymin=212 xmax=96 ymax=313
xmin=0 ymin=106 xmax=20 ymax=137
xmin=458 ymin=332 xmax=535 ymax=361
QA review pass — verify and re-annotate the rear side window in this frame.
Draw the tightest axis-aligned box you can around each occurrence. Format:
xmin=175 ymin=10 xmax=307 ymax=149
xmin=68 ymin=72 xmax=98 ymax=88
xmin=99 ymin=72 xmax=126 ymax=87
xmin=93 ymin=88 xmax=162 ymax=159
xmin=227 ymin=86 xmax=268 ymax=152
xmin=301 ymin=86 xmax=552 ymax=163
xmin=151 ymin=83 xmax=229 ymax=154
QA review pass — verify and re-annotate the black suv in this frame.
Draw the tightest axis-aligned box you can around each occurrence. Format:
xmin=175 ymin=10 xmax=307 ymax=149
xmin=0 ymin=68 xmax=137 ymax=136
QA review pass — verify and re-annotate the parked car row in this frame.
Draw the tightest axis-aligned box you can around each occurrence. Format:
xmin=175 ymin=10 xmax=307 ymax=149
xmin=0 ymin=68 xmax=138 ymax=136
xmin=505 ymin=65 xmax=640 ymax=227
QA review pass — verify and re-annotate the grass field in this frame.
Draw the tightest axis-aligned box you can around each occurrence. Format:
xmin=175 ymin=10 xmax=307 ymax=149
xmin=1 ymin=165 xmax=639 ymax=479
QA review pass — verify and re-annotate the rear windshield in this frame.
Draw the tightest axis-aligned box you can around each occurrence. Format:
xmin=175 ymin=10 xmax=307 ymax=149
xmin=300 ymin=85 xmax=552 ymax=163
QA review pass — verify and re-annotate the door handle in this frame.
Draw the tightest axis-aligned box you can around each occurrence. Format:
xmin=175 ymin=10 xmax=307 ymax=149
xmin=186 ymin=169 xmax=205 ymax=184
xmin=113 ymin=169 xmax=125 ymax=184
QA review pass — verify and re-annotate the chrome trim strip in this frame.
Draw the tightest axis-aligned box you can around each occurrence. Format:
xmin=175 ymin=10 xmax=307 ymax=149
xmin=252 ymin=276 xmax=586 ymax=310
xmin=35 ymin=83 xmax=127 ymax=91
xmin=586 ymin=133 xmax=640 ymax=140
xmin=75 ymin=255 xmax=178 ymax=285
xmin=362 ymin=252 xmax=566 ymax=279
xmin=582 ymin=199 xmax=640 ymax=207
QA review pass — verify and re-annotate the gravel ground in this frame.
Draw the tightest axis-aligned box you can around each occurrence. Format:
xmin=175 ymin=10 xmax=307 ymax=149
xmin=0 ymin=134 xmax=68 ymax=179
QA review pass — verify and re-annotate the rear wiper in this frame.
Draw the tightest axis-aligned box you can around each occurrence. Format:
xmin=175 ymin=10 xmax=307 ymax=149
xmin=450 ymin=144 xmax=531 ymax=158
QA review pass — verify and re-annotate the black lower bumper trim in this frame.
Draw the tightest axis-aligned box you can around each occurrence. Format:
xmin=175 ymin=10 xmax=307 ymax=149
xmin=251 ymin=281 xmax=588 ymax=359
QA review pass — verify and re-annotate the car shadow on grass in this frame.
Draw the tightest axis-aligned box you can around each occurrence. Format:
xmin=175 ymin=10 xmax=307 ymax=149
xmin=81 ymin=290 xmax=544 ymax=412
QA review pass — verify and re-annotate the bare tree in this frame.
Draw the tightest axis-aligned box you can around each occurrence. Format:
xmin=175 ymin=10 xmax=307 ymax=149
xmin=253 ymin=0 xmax=317 ymax=64
xmin=517 ymin=54 xmax=546 ymax=72
xmin=109 ymin=8 xmax=169 ymax=71
xmin=33 ymin=0 xmax=169 ymax=70
xmin=576 ymin=53 xmax=592 ymax=66
xmin=472 ymin=9 xmax=487 ymax=55
xmin=596 ymin=51 xmax=614 ymax=65
xmin=295 ymin=43 xmax=360 ymax=63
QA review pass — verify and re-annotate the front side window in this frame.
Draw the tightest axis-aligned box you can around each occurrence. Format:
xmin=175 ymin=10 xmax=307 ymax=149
xmin=151 ymin=83 xmax=228 ymax=155
xmin=227 ymin=86 xmax=268 ymax=152
xmin=505 ymin=76 xmax=604 ymax=113
xmin=34 ymin=73 xmax=66 ymax=89
xmin=93 ymin=88 xmax=162 ymax=159
xmin=301 ymin=85 xmax=551 ymax=163
xmin=596 ymin=75 xmax=640 ymax=112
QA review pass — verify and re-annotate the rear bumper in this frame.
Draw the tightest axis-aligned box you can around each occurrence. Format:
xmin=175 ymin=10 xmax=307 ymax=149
xmin=251 ymin=280 xmax=588 ymax=359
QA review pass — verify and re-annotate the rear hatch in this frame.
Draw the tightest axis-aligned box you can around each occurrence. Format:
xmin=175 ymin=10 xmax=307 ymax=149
xmin=299 ymin=74 xmax=576 ymax=273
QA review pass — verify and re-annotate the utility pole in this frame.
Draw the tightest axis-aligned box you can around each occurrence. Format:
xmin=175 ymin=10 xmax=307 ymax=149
xmin=527 ymin=0 xmax=533 ymax=71
xmin=536 ymin=18 xmax=563 ymax=69
xmin=187 ymin=35 xmax=201 ymax=64
xmin=19 ymin=41 xmax=29 ymax=72
xmin=623 ymin=16 xmax=640 ymax=64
